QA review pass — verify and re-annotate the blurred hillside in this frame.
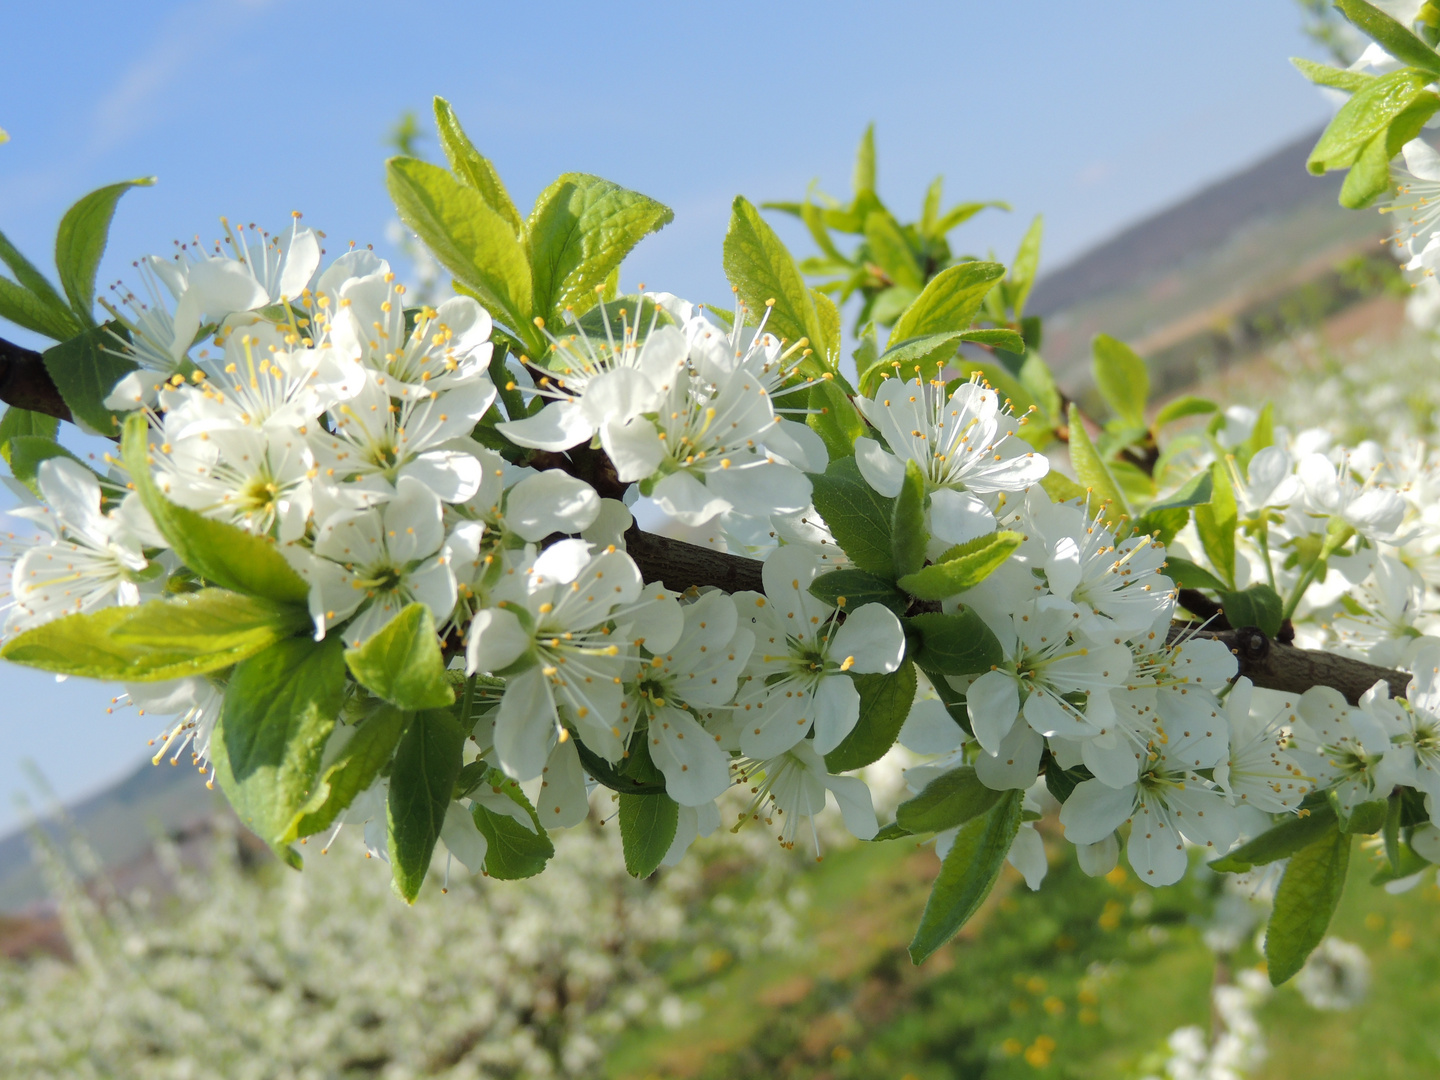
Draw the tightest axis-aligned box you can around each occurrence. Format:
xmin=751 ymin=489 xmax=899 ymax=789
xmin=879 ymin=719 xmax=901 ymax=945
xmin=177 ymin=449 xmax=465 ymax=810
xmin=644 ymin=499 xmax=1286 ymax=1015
xmin=1032 ymin=126 xmax=1392 ymax=393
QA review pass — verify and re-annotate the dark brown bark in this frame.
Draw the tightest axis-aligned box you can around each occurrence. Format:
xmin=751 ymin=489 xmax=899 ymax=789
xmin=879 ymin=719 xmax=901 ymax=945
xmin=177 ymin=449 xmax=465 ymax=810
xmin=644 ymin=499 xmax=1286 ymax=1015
xmin=0 ymin=336 xmax=70 ymax=423
xmin=1169 ymin=623 xmax=1411 ymax=705
xmin=0 ymin=333 xmax=1419 ymax=705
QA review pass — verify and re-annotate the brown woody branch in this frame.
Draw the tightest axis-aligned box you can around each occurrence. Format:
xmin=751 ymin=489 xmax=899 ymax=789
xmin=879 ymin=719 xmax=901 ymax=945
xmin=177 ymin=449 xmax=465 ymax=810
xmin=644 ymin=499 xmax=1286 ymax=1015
xmin=0 ymin=336 xmax=70 ymax=422
xmin=0 ymin=334 xmax=1416 ymax=705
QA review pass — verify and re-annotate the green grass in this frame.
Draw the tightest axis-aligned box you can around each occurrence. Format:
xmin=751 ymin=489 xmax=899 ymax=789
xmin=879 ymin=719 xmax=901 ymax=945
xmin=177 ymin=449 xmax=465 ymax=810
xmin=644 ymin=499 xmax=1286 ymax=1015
xmin=607 ymin=832 xmax=1440 ymax=1079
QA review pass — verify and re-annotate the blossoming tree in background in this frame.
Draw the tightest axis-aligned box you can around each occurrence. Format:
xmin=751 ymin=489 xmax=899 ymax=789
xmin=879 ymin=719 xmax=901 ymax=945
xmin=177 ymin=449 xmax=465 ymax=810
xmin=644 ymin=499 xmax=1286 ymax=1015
xmin=4 ymin=0 xmax=1440 ymax=994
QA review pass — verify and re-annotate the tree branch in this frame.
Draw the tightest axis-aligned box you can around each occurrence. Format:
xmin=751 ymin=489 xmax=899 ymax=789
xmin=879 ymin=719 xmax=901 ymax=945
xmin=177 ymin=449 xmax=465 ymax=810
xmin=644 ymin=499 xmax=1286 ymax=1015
xmin=1169 ymin=623 xmax=1410 ymax=705
xmin=0 ymin=336 xmax=70 ymax=422
xmin=0 ymin=332 xmax=1417 ymax=706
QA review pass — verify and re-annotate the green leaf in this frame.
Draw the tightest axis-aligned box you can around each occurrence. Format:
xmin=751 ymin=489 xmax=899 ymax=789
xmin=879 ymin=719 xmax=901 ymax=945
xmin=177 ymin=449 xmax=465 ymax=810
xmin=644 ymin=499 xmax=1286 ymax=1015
xmin=724 ymin=196 xmax=832 ymax=367
xmin=527 ymin=173 xmax=673 ymax=323
xmin=811 ymin=288 xmax=843 ymax=368
xmin=1291 ymin=57 xmax=1375 ymax=94
xmin=286 ymin=705 xmax=412 ymax=843
xmin=432 ymin=97 xmax=523 ymax=236
xmin=1146 ymin=471 xmax=1214 ymax=514
xmin=852 ymin=123 xmax=876 ymax=196
xmin=0 ymin=276 xmax=82 ymax=340
xmin=54 ymin=178 xmax=154 ymax=325
xmin=344 ymin=603 xmax=454 ymax=711
xmin=471 ymin=770 xmax=555 ymax=880
xmin=873 ymin=331 xmax=965 ymax=385
xmin=807 ymin=455 xmax=896 ymax=579
xmin=897 ymin=531 xmax=1022 ymax=601
xmin=896 ymin=766 xmax=1003 ymax=835
xmin=825 ymin=660 xmax=918 ymax=772
xmin=906 ymin=609 xmax=1004 ymax=676
xmin=1218 ymin=584 xmax=1284 ymax=638
xmin=909 ymin=789 xmax=1024 ymax=963
xmin=386 ymin=156 xmax=534 ymax=348
xmin=1018 ymin=353 xmax=1062 ymax=425
xmin=892 ymin=460 xmax=928 ymax=578
xmin=1384 ymin=790 xmax=1404 ymax=871
xmin=1308 ymin=68 xmax=1438 ymax=175
xmin=41 ymin=323 xmax=137 ymax=436
xmin=1040 ymin=470 xmax=1087 ymax=504
xmin=1091 ymin=334 xmax=1148 ymax=427
xmin=386 ymin=708 xmax=466 ymax=901
xmin=1008 ymin=214 xmax=1043 ymax=318
xmin=619 ymin=791 xmax=679 ymax=878
xmin=0 ymin=408 xmax=58 ymax=465
xmin=1 ymin=589 xmax=307 ymax=681
xmin=1164 ymin=556 xmax=1229 ymax=592
xmin=0 ymin=227 xmax=80 ymax=339
xmin=956 ymin=328 xmax=1025 ymax=353
xmin=807 ymin=378 xmax=865 ymax=458
xmin=1265 ymin=827 xmax=1351 ymax=985
xmin=1154 ymin=395 xmax=1217 ymax=429
xmin=1331 ymin=792 xmax=1389 ymax=834
xmin=1067 ymin=404 xmax=1129 ymax=525
xmin=1239 ymin=402 xmax=1275 ymax=473
xmin=1336 ymin=0 xmax=1440 ymax=76
xmin=1371 ymin=840 xmax=1430 ymax=885
xmin=1194 ymin=460 xmax=1238 ymax=588
xmin=931 ymin=200 xmax=1010 ymax=237
xmin=864 ymin=208 xmax=923 ymax=291
xmin=1209 ymin=803 xmax=1339 ymax=872
xmin=210 ymin=637 xmax=347 ymax=864
xmin=889 ymin=261 xmax=1005 ymax=345
xmin=809 ymin=568 xmax=910 ymax=617
xmin=121 ymin=413 xmax=310 ymax=605
xmin=4 ymin=436 xmax=87 ymax=496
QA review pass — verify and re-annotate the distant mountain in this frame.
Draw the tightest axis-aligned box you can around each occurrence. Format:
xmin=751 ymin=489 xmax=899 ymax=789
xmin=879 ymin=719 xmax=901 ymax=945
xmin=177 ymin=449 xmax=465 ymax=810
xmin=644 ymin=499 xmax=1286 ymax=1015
xmin=0 ymin=758 xmax=222 ymax=912
xmin=1028 ymin=126 xmax=1391 ymax=382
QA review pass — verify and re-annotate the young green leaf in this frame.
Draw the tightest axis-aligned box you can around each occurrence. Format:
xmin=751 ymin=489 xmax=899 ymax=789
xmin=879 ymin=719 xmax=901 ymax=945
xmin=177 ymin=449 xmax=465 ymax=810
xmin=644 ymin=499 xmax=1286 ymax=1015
xmin=286 ymin=705 xmax=413 ymax=843
xmin=1153 ymin=395 xmax=1218 ymax=429
xmin=909 ymin=789 xmax=1024 ymax=963
xmin=906 ymin=609 xmax=1004 ymax=675
xmin=824 ymin=661 xmax=918 ymax=772
xmin=897 ymin=531 xmax=1022 ymax=601
xmin=807 ymin=455 xmax=896 ymax=579
xmin=0 ymin=408 xmax=58 ymax=465
xmin=344 ymin=602 xmax=455 ymax=711
xmin=892 ymin=459 xmax=928 ymax=578
xmin=54 ymin=178 xmax=154 ymax=324
xmin=432 ymin=97 xmax=524 ymax=236
xmin=1264 ymin=826 xmax=1351 ymax=985
xmin=1018 ymin=353 xmax=1062 ymax=425
xmin=1308 ymin=68 xmax=1437 ymax=175
xmin=527 ymin=173 xmax=673 ymax=322
xmin=4 ymin=436 xmax=89 ymax=496
xmin=1091 ymin=334 xmax=1148 ymax=428
xmin=1194 ymin=460 xmax=1238 ymax=588
xmin=471 ymin=770 xmax=555 ymax=880
xmin=895 ymin=766 xmax=1004 ymax=835
xmin=1291 ymin=56 xmax=1374 ymax=94
xmin=1336 ymin=0 xmax=1440 ymax=77
xmin=1008 ymin=214 xmax=1043 ymax=318
xmin=121 ymin=413 xmax=310 ymax=605
xmin=807 ymin=378 xmax=865 ymax=458
xmin=1163 ymin=556 xmax=1229 ymax=592
xmin=723 ymin=196 xmax=833 ymax=365
xmin=888 ymin=261 xmax=1005 ymax=345
xmin=809 ymin=568 xmax=910 ymax=617
xmin=386 ymin=156 xmax=534 ymax=348
xmin=1 ymin=589 xmax=308 ymax=681
xmin=1331 ymin=793 xmax=1389 ymax=835
xmin=619 ymin=792 xmax=679 ymax=878
xmin=863 ymin=208 xmax=924 ymax=291
xmin=1218 ymin=584 xmax=1284 ymax=638
xmin=386 ymin=708 xmax=467 ymax=902
xmin=1209 ymin=803 xmax=1338 ymax=872
xmin=0 ymin=227 xmax=81 ymax=340
xmin=1067 ymin=404 xmax=1129 ymax=525
xmin=852 ymin=123 xmax=877 ymax=196
xmin=210 ymin=636 xmax=347 ymax=865
xmin=40 ymin=324 xmax=138 ymax=436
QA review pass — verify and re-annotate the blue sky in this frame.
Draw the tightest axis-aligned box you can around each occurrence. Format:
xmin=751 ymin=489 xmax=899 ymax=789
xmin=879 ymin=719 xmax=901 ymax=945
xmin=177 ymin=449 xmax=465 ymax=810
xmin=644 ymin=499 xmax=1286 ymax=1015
xmin=0 ymin=0 xmax=1336 ymax=831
